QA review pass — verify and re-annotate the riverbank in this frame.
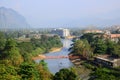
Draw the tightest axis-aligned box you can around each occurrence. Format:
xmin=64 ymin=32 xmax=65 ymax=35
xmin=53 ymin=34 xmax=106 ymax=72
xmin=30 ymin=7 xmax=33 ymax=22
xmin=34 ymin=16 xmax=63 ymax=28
xmin=32 ymin=47 xmax=62 ymax=60
xmin=69 ymin=54 xmax=91 ymax=80
xmin=49 ymin=47 xmax=62 ymax=53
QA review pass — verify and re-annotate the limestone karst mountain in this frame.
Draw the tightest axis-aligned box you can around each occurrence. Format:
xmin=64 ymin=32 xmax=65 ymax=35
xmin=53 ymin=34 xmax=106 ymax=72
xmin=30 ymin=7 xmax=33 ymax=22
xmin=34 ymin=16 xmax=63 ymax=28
xmin=0 ymin=7 xmax=30 ymax=29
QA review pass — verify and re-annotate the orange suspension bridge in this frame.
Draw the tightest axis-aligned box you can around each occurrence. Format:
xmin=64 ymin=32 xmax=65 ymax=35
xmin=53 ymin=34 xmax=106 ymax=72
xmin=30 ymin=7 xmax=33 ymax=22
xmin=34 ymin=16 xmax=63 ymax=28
xmin=32 ymin=54 xmax=81 ymax=60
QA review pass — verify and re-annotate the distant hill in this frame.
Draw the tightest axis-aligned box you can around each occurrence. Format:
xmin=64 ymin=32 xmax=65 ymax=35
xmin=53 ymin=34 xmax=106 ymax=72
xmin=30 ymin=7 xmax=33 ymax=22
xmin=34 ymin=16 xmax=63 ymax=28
xmin=0 ymin=7 xmax=30 ymax=29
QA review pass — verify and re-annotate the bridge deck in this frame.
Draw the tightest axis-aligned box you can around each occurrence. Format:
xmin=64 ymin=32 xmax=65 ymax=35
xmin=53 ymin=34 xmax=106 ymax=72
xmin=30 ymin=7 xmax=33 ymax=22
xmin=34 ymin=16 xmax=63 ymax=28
xmin=32 ymin=55 xmax=81 ymax=60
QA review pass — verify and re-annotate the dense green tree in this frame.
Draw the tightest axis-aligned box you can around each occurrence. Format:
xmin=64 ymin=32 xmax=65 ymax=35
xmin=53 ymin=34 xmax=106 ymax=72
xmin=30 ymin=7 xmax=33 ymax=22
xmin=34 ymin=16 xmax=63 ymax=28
xmin=118 ymin=38 xmax=120 ymax=44
xmin=39 ymin=60 xmax=48 ymax=70
xmin=18 ymin=42 xmax=33 ymax=62
xmin=112 ymin=44 xmax=120 ymax=57
xmin=0 ymin=32 xmax=6 ymax=51
xmin=30 ymin=35 xmax=62 ymax=53
xmin=37 ymin=63 xmax=53 ymax=80
xmin=19 ymin=62 xmax=39 ymax=80
xmin=0 ymin=64 xmax=20 ymax=80
xmin=106 ymin=40 xmax=115 ymax=55
xmin=89 ymin=68 xmax=119 ymax=80
xmin=81 ymin=33 xmax=98 ymax=44
xmin=18 ymin=42 xmax=33 ymax=53
xmin=1 ymin=39 xmax=23 ymax=66
xmin=94 ymin=39 xmax=107 ymax=54
xmin=19 ymin=62 xmax=53 ymax=80
xmin=54 ymin=68 xmax=77 ymax=80
xmin=71 ymin=39 xmax=93 ymax=58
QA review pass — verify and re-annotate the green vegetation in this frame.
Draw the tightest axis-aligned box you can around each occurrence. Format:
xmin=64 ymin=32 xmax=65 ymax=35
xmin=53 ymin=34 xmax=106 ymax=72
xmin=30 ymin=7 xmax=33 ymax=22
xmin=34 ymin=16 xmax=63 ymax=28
xmin=0 ymin=32 xmax=6 ymax=51
xmin=0 ymin=31 xmax=64 ymax=80
xmin=18 ymin=62 xmax=53 ymax=80
xmin=70 ymin=33 xmax=120 ymax=80
xmin=70 ymin=39 xmax=93 ymax=59
xmin=73 ymin=33 xmax=120 ymax=57
xmin=89 ymin=68 xmax=120 ymax=80
xmin=53 ymin=68 xmax=77 ymax=80
xmin=30 ymin=35 xmax=62 ymax=54
xmin=93 ymin=39 xmax=107 ymax=54
xmin=17 ymin=34 xmax=62 ymax=58
xmin=0 ymin=39 xmax=23 ymax=66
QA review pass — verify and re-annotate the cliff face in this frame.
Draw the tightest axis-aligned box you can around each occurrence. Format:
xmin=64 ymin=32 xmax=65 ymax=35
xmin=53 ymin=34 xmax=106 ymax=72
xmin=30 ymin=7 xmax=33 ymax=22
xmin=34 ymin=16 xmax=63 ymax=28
xmin=0 ymin=7 xmax=30 ymax=29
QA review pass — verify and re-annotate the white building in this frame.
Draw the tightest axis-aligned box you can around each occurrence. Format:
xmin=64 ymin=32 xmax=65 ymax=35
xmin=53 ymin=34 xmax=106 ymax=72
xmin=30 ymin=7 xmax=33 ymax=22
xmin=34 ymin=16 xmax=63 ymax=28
xmin=51 ymin=28 xmax=70 ymax=38
xmin=63 ymin=29 xmax=70 ymax=37
xmin=84 ymin=30 xmax=103 ymax=33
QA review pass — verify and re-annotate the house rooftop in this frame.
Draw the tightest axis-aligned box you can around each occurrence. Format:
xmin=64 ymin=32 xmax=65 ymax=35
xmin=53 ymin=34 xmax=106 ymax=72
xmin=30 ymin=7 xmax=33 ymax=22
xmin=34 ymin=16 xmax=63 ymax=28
xmin=110 ymin=34 xmax=120 ymax=38
xmin=95 ymin=55 xmax=119 ymax=63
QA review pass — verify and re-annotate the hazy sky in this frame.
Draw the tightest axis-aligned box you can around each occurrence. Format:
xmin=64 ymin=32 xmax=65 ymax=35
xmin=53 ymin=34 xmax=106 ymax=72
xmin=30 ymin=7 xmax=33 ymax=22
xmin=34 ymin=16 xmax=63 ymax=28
xmin=1 ymin=0 xmax=120 ymax=28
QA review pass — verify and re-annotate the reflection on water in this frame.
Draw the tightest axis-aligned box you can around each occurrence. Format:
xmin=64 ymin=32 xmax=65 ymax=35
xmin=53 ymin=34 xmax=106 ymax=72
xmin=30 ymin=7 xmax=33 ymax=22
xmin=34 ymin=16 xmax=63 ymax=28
xmin=62 ymin=39 xmax=71 ymax=48
xmin=36 ymin=39 xmax=73 ymax=74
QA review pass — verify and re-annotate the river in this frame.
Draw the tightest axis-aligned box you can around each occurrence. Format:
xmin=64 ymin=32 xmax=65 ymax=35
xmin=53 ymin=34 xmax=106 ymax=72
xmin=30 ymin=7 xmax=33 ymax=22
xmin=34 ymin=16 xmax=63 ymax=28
xmin=36 ymin=39 xmax=73 ymax=74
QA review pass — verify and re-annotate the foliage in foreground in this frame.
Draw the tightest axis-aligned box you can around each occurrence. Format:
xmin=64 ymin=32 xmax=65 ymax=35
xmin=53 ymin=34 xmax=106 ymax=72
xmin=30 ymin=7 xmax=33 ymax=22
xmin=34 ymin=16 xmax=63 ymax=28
xmin=53 ymin=68 xmax=77 ymax=80
xmin=89 ymin=68 xmax=120 ymax=80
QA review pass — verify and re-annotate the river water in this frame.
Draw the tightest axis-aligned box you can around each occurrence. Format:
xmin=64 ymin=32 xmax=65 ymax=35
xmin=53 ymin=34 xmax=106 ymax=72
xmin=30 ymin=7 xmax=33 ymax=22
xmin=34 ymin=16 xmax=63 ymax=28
xmin=36 ymin=39 xmax=73 ymax=74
